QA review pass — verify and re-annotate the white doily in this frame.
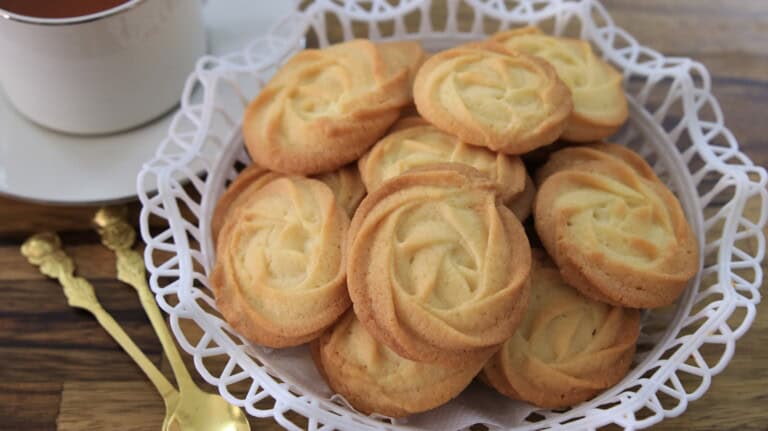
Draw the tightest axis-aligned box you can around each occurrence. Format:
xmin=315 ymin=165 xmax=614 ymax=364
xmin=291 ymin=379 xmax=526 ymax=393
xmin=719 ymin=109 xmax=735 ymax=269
xmin=137 ymin=1 xmax=768 ymax=429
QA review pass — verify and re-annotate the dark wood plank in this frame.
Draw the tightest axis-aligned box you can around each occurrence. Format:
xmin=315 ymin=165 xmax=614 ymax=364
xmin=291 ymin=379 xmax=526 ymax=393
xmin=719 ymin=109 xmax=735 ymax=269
xmin=57 ymin=381 xmax=286 ymax=431
xmin=0 ymin=197 xmax=177 ymax=239
xmin=0 ymin=381 xmax=61 ymax=431
xmin=57 ymin=382 xmax=167 ymax=431
xmin=0 ymin=346 xmax=161 ymax=384
xmin=0 ymin=199 xmax=139 ymax=238
xmin=0 ymin=276 xmax=165 ymax=384
xmin=0 ymin=243 xmax=119 ymax=281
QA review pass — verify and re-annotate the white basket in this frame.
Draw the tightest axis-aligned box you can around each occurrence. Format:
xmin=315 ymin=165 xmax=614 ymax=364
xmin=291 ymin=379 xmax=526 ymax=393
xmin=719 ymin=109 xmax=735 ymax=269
xmin=137 ymin=1 xmax=768 ymax=429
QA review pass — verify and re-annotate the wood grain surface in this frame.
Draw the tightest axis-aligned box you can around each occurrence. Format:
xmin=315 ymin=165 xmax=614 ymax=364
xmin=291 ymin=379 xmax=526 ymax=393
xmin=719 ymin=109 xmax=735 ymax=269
xmin=1 ymin=1 xmax=766 ymax=430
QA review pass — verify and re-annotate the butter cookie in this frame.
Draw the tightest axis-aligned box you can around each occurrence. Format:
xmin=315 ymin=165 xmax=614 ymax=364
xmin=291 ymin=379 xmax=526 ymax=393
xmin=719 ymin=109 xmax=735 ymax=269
xmin=534 ymin=144 xmax=699 ymax=308
xmin=243 ymin=39 xmax=412 ymax=174
xmin=483 ymin=250 xmax=640 ymax=408
xmin=311 ymin=312 xmax=486 ymax=417
xmin=492 ymin=27 xmax=628 ymax=142
xmin=211 ymin=176 xmax=350 ymax=347
xmin=413 ymin=43 xmax=572 ymax=154
xmin=358 ymin=116 xmax=527 ymax=202
xmin=210 ymin=165 xmax=281 ymax=245
xmin=347 ymin=164 xmax=531 ymax=366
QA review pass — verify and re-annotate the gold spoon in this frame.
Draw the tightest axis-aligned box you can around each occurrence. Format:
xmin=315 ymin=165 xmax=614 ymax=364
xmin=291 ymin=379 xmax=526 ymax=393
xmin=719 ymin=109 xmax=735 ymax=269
xmin=93 ymin=206 xmax=250 ymax=431
xmin=21 ymin=232 xmax=181 ymax=429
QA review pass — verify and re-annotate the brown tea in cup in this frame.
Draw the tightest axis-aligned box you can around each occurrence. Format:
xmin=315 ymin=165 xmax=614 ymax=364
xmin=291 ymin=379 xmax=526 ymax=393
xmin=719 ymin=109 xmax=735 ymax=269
xmin=0 ymin=0 xmax=130 ymax=19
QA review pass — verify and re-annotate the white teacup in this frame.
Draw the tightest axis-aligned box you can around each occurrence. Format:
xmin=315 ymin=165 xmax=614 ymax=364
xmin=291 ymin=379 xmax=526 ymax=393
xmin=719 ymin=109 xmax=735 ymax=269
xmin=0 ymin=0 xmax=205 ymax=135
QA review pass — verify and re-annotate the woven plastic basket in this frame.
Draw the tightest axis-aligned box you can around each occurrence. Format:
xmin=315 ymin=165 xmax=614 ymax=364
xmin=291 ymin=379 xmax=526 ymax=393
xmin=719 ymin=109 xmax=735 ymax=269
xmin=137 ymin=1 xmax=768 ymax=429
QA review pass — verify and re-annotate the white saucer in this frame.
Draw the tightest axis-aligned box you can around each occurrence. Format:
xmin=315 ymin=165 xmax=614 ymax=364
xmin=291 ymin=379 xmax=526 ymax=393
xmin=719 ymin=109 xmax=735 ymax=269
xmin=0 ymin=0 xmax=295 ymax=205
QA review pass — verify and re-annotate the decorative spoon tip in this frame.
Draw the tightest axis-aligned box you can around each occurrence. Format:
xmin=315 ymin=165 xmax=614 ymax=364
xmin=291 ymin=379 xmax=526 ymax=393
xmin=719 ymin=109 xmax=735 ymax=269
xmin=94 ymin=205 xmax=136 ymax=250
xmin=21 ymin=231 xmax=61 ymax=262
xmin=93 ymin=205 xmax=129 ymax=228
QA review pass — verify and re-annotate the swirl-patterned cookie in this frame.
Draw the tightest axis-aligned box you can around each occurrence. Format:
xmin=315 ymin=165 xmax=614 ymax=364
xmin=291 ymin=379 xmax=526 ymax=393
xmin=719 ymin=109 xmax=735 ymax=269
xmin=212 ymin=163 xmax=366 ymax=244
xmin=483 ymin=250 xmax=640 ymax=408
xmin=491 ymin=27 xmax=628 ymax=142
xmin=413 ymin=43 xmax=572 ymax=155
xmin=211 ymin=176 xmax=350 ymax=347
xmin=347 ymin=164 xmax=531 ymax=366
xmin=314 ymin=164 xmax=367 ymax=217
xmin=210 ymin=165 xmax=281 ymax=245
xmin=534 ymin=144 xmax=699 ymax=308
xmin=243 ymin=39 xmax=412 ymax=175
xmin=311 ymin=312 xmax=486 ymax=417
xmin=534 ymin=141 xmax=658 ymax=185
xmin=358 ymin=116 xmax=527 ymax=202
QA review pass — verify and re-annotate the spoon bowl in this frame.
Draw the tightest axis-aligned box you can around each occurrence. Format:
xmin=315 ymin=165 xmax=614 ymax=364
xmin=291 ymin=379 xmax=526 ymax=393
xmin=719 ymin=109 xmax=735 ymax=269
xmin=166 ymin=392 xmax=250 ymax=431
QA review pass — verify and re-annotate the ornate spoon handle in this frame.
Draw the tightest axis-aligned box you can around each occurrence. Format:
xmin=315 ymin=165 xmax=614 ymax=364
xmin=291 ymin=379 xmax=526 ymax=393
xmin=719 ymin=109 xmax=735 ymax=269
xmin=21 ymin=232 xmax=177 ymax=401
xmin=94 ymin=207 xmax=198 ymax=394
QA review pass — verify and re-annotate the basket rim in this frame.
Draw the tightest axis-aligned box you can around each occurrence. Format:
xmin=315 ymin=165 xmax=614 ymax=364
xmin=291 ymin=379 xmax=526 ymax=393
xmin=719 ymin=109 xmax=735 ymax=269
xmin=137 ymin=1 xmax=768 ymax=430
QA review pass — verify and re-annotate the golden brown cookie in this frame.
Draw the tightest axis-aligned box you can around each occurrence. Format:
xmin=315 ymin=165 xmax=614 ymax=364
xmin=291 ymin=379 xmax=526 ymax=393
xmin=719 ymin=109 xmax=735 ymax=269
xmin=347 ymin=163 xmax=531 ymax=367
xmin=311 ymin=312 xmax=487 ymax=418
xmin=482 ymin=250 xmax=640 ymax=408
xmin=534 ymin=144 xmax=699 ymax=308
xmin=358 ymin=116 xmax=527 ymax=202
xmin=534 ymin=141 xmax=658 ymax=185
xmin=211 ymin=176 xmax=350 ymax=348
xmin=313 ymin=164 xmax=367 ymax=218
xmin=243 ymin=39 xmax=412 ymax=175
xmin=491 ymin=27 xmax=628 ymax=142
xmin=212 ymin=164 xmax=365 ymax=244
xmin=210 ymin=165 xmax=281 ymax=245
xmin=413 ymin=42 xmax=572 ymax=155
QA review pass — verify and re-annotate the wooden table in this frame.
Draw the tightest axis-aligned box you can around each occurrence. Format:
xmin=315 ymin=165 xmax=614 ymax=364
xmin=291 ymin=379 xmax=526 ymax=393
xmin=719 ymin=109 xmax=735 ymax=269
xmin=1 ymin=1 xmax=766 ymax=430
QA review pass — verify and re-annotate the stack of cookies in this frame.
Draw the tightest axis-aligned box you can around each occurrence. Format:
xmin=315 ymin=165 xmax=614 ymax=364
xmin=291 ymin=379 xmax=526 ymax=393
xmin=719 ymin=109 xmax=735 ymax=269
xmin=210 ymin=27 xmax=700 ymax=417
